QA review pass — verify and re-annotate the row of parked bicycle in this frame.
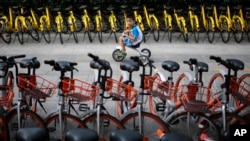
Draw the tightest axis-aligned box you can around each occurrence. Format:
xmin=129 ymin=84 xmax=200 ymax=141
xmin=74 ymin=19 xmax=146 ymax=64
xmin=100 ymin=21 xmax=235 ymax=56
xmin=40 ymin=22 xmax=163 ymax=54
xmin=0 ymin=51 xmax=249 ymax=140
xmin=1 ymin=0 xmax=250 ymax=45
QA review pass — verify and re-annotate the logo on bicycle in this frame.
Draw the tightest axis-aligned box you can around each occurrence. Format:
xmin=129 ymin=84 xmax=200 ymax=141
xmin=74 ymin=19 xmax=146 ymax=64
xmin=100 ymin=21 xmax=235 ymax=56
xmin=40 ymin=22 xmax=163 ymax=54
xmin=230 ymin=124 xmax=250 ymax=139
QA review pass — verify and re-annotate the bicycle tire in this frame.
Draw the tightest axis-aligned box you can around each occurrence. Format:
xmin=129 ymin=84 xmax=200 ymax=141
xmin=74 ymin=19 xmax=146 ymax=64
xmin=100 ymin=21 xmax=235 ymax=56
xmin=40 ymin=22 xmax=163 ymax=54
xmin=98 ymin=31 xmax=103 ymax=43
xmin=207 ymin=18 xmax=214 ymax=43
xmin=209 ymin=112 xmax=247 ymax=138
xmin=207 ymin=73 xmax=224 ymax=99
xmin=168 ymin=28 xmax=172 ymax=43
xmin=17 ymin=19 xmax=24 ymax=45
xmin=62 ymin=18 xmax=69 ymax=34
xmin=112 ymin=49 xmax=125 ymax=62
xmin=220 ymin=19 xmax=230 ymax=43
xmin=180 ymin=22 xmax=188 ymax=42
xmin=73 ymin=31 xmax=78 ymax=43
xmin=233 ymin=19 xmax=243 ymax=43
xmin=0 ymin=21 xmax=11 ymax=44
xmin=82 ymin=113 xmax=125 ymax=141
xmin=26 ymin=19 xmax=39 ymax=41
xmin=175 ymin=73 xmax=190 ymax=88
xmin=6 ymin=109 xmax=47 ymax=141
xmin=168 ymin=112 xmax=221 ymax=141
xmin=150 ymin=17 xmax=160 ymax=42
xmin=74 ymin=15 xmax=83 ymax=32
xmin=121 ymin=111 xmax=169 ymax=141
xmin=193 ymin=18 xmax=199 ymax=43
xmin=59 ymin=32 xmax=63 ymax=44
xmin=0 ymin=108 xmax=9 ymax=141
xmin=45 ymin=113 xmax=85 ymax=141
xmin=41 ymin=19 xmax=50 ymax=43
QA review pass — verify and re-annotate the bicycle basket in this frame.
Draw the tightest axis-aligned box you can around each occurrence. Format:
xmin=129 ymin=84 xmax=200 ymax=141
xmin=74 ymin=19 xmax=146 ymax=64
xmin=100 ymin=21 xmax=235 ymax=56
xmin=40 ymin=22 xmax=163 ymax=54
xmin=105 ymin=78 xmax=138 ymax=102
xmin=231 ymin=78 xmax=250 ymax=106
xmin=0 ymin=86 xmax=14 ymax=110
xmin=62 ymin=78 xmax=99 ymax=102
xmin=17 ymin=75 xmax=57 ymax=99
xmin=144 ymin=76 xmax=181 ymax=106
xmin=180 ymin=85 xmax=222 ymax=113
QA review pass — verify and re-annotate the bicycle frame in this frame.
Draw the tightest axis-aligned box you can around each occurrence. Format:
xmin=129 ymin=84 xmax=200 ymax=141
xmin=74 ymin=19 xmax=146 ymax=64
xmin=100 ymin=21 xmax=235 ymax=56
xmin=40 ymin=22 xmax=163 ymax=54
xmin=188 ymin=6 xmax=200 ymax=32
xmin=143 ymin=5 xmax=159 ymax=30
xmin=108 ymin=10 xmax=117 ymax=32
xmin=163 ymin=6 xmax=172 ymax=31
xmin=173 ymin=9 xmax=188 ymax=34
xmin=200 ymin=5 xmax=215 ymax=32
xmin=95 ymin=10 xmax=102 ymax=32
xmin=55 ymin=11 xmax=63 ymax=33
xmin=213 ymin=5 xmax=232 ymax=31
xmin=231 ymin=5 xmax=246 ymax=31
xmin=28 ymin=8 xmax=39 ymax=30
xmin=68 ymin=10 xmax=77 ymax=32
xmin=133 ymin=9 xmax=144 ymax=32
xmin=14 ymin=6 xmax=28 ymax=32
xmin=0 ymin=7 xmax=14 ymax=31
xmin=39 ymin=6 xmax=51 ymax=31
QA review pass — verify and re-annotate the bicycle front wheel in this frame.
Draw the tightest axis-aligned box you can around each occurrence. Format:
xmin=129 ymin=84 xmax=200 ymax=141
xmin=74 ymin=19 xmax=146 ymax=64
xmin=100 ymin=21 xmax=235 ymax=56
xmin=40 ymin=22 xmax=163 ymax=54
xmin=0 ymin=21 xmax=11 ymax=44
xmin=168 ymin=112 xmax=221 ymax=141
xmin=207 ymin=18 xmax=214 ymax=43
xmin=16 ymin=19 xmax=24 ymax=44
xmin=193 ymin=18 xmax=199 ymax=43
xmin=26 ymin=19 xmax=39 ymax=41
xmin=233 ymin=19 xmax=243 ymax=43
xmin=82 ymin=113 xmax=125 ymax=141
xmin=6 ymin=109 xmax=47 ymax=141
xmin=121 ymin=112 xmax=169 ymax=141
xmin=220 ymin=19 xmax=230 ymax=43
xmin=45 ymin=113 xmax=85 ymax=141
xmin=150 ymin=17 xmax=160 ymax=41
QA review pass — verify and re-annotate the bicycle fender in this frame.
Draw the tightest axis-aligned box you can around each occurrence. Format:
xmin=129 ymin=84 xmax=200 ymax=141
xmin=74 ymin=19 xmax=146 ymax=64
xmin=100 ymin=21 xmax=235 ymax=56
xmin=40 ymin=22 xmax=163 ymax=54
xmin=156 ymin=71 xmax=167 ymax=81
xmin=184 ymin=71 xmax=193 ymax=81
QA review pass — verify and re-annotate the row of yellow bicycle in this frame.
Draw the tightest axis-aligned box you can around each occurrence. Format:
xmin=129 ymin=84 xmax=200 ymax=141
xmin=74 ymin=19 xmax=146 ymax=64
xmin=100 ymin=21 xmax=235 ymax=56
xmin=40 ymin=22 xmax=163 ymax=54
xmin=0 ymin=1 xmax=250 ymax=44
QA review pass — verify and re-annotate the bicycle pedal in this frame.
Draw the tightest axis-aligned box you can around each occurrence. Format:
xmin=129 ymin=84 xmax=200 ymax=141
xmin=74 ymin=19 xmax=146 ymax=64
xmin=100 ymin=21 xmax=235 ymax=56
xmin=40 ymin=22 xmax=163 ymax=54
xmin=156 ymin=103 xmax=165 ymax=112
xmin=79 ymin=104 xmax=90 ymax=112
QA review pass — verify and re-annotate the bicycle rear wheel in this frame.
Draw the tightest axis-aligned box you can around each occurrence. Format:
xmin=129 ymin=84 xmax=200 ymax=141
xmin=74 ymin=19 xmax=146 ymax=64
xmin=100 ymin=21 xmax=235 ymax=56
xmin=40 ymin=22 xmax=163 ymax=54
xmin=82 ymin=113 xmax=125 ymax=141
xmin=26 ymin=19 xmax=39 ymax=41
xmin=233 ymin=19 xmax=243 ymax=43
xmin=151 ymin=17 xmax=160 ymax=42
xmin=6 ymin=109 xmax=47 ymax=141
xmin=168 ymin=112 xmax=221 ymax=141
xmin=16 ymin=19 xmax=24 ymax=44
xmin=121 ymin=112 xmax=169 ymax=141
xmin=45 ymin=113 xmax=85 ymax=141
xmin=220 ymin=19 xmax=230 ymax=43
xmin=0 ymin=21 xmax=11 ymax=44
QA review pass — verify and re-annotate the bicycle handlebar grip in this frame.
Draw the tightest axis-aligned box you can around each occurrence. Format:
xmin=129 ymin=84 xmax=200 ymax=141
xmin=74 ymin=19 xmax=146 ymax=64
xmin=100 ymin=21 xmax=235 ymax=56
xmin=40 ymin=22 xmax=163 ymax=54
xmin=183 ymin=60 xmax=190 ymax=65
xmin=44 ymin=60 xmax=55 ymax=66
xmin=88 ymin=53 xmax=99 ymax=61
xmin=12 ymin=54 xmax=26 ymax=59
xmin=70 ymin=62 xmax=77 ymax=66
xmin=189 ymin=58 xmax=197 ymax=64
xmin=209 ymin=56 xmax=221 ymax=62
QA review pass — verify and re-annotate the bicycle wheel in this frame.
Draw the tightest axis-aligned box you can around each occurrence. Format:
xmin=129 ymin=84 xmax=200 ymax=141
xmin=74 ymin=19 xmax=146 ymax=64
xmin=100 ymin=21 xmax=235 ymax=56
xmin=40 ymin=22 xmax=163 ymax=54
xmin=59 ymin=32 xmax=63 ymax=44
xmin=193 ymin=18 xmax=199 ymax=43
xmin=209 ymin=112 xmax=247 ymax=138
xmin=0 ymin=21 xmax=11 ymax=44
xmin=41 ymin=19 xmax=50 ymax=43
xmin=121 ymin=112 xmax=169 ymax=141
xmin=45 ymin=113 xmax=85 ymax=141
xmin=0 ymin=108 xmax=9 ymax=141
xmin=72 ymin=31 xmax=78 ymax=43
xmin=150 ymin=17 xmax=160 ymax=42
xmin=17 ymin=19 xmax=24 ymax=44
xmin=112 ymin=49 xmax=125 ymax=62
xmin=6 ymin=109 xmax=47 ymax=141
xmin=82 ymin=113 xmax=125 ymax=141
xmin=26 ymin=19 xmax=39 ymax=41
xmin=220 ymin=19 xmax=230 ymax=43
xmin=233 ymin=19 xmax=243 ymax=43
xmin=168 ymin=112 xmax=221 ymax=141
xmin=175 ymin=73 xmax=190 ymax=88
xmin=207 ymin=18 xmax=214 ymax=43
xmin=208 ymin=73 xmax=224 ymax=99
xmin=180 ymin=22 xmax=188 ymax=42
xmin=97 ymin=31 xmax=103 ymax=43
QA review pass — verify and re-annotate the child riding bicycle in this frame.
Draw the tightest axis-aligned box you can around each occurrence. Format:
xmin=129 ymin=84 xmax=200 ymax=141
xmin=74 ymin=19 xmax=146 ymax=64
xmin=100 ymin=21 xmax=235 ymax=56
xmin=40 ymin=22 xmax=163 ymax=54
xmin=118 ymin=14 xmax=143 ymax=58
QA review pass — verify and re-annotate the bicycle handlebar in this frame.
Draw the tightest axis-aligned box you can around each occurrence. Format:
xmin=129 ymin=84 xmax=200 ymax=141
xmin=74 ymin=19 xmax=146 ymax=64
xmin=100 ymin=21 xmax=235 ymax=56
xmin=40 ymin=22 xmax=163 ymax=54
xmin=183 ymin=58 xmax=198 ymax=65
xmin=210 ymin=55 xmax=228 ymax=68
xmin=87 ymin=53 xmax=111 ymax=70
xmin=0 ymin=54 xmax=26 ymax=62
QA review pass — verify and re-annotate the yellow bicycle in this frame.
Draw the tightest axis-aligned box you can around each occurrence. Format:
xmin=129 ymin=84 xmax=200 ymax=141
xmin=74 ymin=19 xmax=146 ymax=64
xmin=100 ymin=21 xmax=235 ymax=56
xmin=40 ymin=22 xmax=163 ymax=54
xmin=231 ymin=5 xmax=246 ymax=43
xmin=161 ymin=5 xmax=173 ymax=42
xmin=132 ymin=6 xmax=146 ymax=42
xmin=106 ymin=5 xmax=120 ymax=43
xmin=187 ymin=5 xmax=200 ymax=43
xmin=80 ymin=5 xmax=94 ymax=43
xmin=0 ymin=7 xmax=13 ymax=44
xmin=37 ymin=6 xmax=52 ymax=43
xmin=173 ymin=8 xmax=188 ymax=42
xmin=200 ymin=4 xmax=215 ymax=43
xmin=143 ymin=5 xmax=160 ymax=42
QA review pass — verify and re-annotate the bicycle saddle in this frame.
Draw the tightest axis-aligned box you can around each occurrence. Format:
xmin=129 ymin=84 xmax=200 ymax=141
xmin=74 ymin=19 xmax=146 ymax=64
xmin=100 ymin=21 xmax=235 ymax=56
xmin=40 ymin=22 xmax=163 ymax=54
xmin=65 ymin=128 xmax=99 ymax=141
xmin=120 ymin=5 xmax=128 ymax=9
xmin=176 ymin=9 xmax=183 ymax=13
xmin=16 ymin=127 xmax=49 ymax=141
xmin=205 ymin=6 xmax=213 ymax=11
xmin=162 ymin=61 xmax=180 ymax=72
xmin=54 ymin=61 xmax=77 ymax=72
xmin=120 ymin=60 xmax=140 ymax=73
xmin=197 ymin=62 xmax=209 ymax=72
xmin=110 ymin=129 xmax=143 ymax=141
xmin=160 ymin=133 xmax=193 ymax=141
xmin=90 ymin=59 xmax=110 ymax=70
xmin=226 ymin=59 xmax=244 ymax=71
xmin=20 ymin=58 xmax=40 ymax=69
xmin=132 ymin=6 xmax=140 ymax=10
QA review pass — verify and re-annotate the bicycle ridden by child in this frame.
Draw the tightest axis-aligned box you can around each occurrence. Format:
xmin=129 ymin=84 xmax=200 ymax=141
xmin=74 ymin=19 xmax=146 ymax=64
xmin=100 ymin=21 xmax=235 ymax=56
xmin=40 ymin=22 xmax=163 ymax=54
xmin=118 ymin=14 xmax=143 ymax=58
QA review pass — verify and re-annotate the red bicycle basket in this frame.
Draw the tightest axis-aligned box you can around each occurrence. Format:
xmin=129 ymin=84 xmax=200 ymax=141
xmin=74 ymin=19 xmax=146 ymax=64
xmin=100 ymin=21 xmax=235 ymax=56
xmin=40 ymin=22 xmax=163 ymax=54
xmin=144 ymin=76 xmax=181 ymax=107
xmin=230 ymin=78 xmax=250 ymax=106
xmin=0 ymin=86 xmax=14 ymax=111
xmin=62 ymin=78 xmax=99 ymax=102
xmin=180 ymin=84 xmax=222 ymax=113
xmin=105 ymin=78 xmax=138 ymax=102
xmin=17 ymin=74 xmax=57 ymax=99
